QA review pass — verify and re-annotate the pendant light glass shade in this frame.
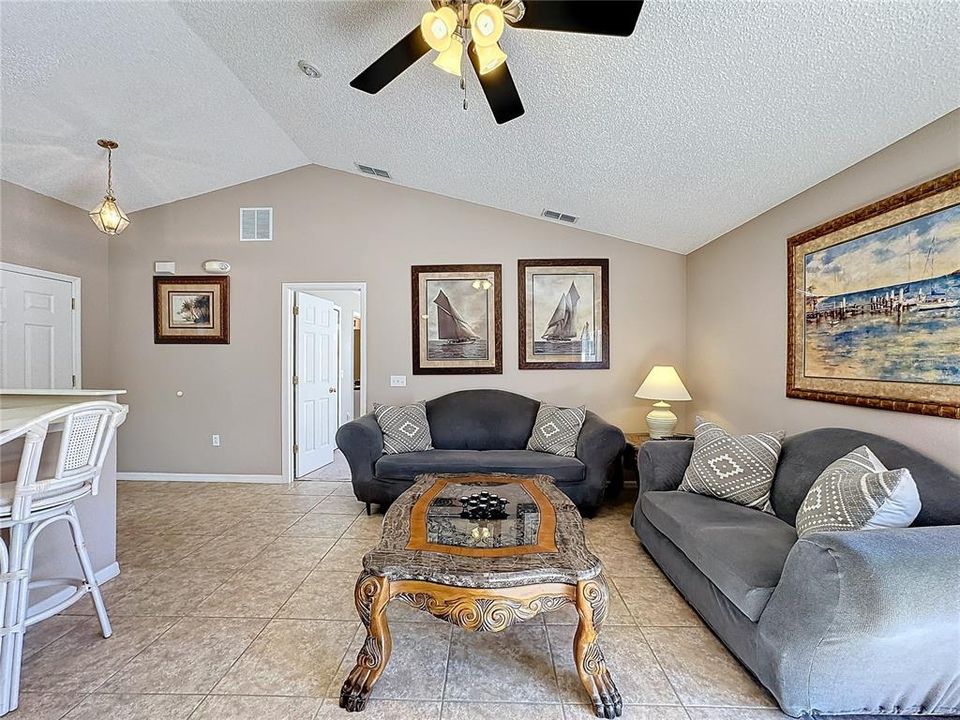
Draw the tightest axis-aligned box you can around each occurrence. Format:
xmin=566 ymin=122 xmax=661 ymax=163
xmin=421 ymin=7 xmax=458 ymax=51
xmin=89 ymin=139 xmax=130 ymax=235
xmin=89 ymin=195 xmax=130 ymax=235
xmin=433 ymin=33 xmax=463 ymax=76
xmin=473 ymin=42 xmax=507 ymax=74
xmin=469 ymin=3 xmax=505 ymax=45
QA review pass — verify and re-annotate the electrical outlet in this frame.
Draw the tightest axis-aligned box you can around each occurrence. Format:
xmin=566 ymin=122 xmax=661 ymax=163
xmin=212 ymin=434 xmax=221 ymax=447
xmin=390 ymin=375 xmax=407 ymax=387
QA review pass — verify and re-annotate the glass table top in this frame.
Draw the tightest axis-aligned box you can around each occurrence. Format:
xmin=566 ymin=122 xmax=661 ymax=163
xmin=422 ymin=479 xmax=542 ymax=550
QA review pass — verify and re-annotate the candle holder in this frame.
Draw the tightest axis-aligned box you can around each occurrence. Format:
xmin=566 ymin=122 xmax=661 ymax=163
xmin=459 ymin=491 xmax=508 ymax=520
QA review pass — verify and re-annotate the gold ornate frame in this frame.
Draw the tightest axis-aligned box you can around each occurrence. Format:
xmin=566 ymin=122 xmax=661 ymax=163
xmin=786 ymin=169 xmax=960 ymax=419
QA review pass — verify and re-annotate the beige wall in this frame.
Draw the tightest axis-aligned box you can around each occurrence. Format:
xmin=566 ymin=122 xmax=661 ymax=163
xmin=0 ymin=180 xmax=112 ymax=388
xmin=110 ymin=165 xmax=687 ymax=475
xmin=686 ymin=109 xmax=960 ymax=472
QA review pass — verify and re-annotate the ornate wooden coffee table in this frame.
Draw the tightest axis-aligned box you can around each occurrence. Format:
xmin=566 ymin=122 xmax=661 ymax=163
xmin=339 ymin=473 xmax=622 ymax=718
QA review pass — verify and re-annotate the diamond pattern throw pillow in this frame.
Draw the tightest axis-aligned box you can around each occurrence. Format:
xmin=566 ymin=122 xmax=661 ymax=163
xmin=795 ymin=445 xmax=920 ymax=538
xmin=373 ymin=401 xmax=434 ymax=455
xmin=678 ymin=416 xmax=784 ymax=512
xmin=527 ymin=404 xmax=586 ymax=457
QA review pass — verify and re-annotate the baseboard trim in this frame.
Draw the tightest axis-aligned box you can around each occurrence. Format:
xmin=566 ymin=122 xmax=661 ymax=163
xmin=28 ymin=561 xmax=121 ymax=618
xmin=116 ymin=472 xmax=285 ymax=484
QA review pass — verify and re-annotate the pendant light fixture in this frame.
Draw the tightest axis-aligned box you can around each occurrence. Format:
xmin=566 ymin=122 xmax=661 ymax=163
xmin=89 ymin=139 xmax=130 ymax=235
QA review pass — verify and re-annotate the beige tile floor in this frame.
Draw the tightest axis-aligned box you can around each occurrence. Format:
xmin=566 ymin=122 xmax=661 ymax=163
xmin=9 ymin=465 xmax=888 ymax=720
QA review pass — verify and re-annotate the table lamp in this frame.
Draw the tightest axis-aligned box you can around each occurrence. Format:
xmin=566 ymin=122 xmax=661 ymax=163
xmin=635 ymin=366 xmax=691 ymax=438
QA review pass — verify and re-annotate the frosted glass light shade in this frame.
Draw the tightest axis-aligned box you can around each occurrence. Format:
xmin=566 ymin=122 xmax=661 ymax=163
xmin=89 ymin=195 xmax=130 ymax=235
xmin=421 ymin=7 xmax=458 ymax=51
xmin=433 ymin=34 xmax=463 ymax=76
xmin=474 ymin=42 xmax=507 ymax=74
xmin=469 ymin=3 xmax=505 ymax=46
xmin=635 ymin=366 xmax=691 ymax=402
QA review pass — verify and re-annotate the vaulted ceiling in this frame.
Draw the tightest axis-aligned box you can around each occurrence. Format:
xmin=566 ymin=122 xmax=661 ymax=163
xmin=2 ymin=1 xmax=957 ymax=253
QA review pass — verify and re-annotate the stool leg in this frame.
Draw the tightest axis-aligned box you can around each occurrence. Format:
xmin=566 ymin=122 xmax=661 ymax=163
xmin=65 ymin=507 xmax=112 ymax=638
xmin=0 ymin=536 xmax=11 ymax=716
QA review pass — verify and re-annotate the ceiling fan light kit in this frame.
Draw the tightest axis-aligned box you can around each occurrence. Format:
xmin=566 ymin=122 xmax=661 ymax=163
xmin=350 ymin=0 xmax=644 ymax=125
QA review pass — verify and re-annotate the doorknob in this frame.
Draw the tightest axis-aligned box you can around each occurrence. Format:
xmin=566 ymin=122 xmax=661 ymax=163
xmin=329 ymin=387 xmax=337 ymax=394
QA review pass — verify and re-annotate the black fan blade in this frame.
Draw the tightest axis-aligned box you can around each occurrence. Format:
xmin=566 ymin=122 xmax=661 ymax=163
xmin=350 ymin=27 xmax=430 ymax=94
xmin=511 ymin=0 xmax=643 ymax=36
xmin=468 ymin=42 xmax=524 ymax=125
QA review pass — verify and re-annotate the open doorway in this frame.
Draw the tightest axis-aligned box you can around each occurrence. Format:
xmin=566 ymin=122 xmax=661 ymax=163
xmin=281 ymin=282 xmax=366 ymax=482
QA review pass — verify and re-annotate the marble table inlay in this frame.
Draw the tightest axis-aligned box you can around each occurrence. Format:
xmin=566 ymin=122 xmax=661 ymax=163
xmin=339 ymin=473 xmax=622 ymax=719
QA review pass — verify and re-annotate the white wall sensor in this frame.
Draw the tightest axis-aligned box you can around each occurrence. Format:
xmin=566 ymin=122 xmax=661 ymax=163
xmin=203 ymin=260 xmax=231 ymax=273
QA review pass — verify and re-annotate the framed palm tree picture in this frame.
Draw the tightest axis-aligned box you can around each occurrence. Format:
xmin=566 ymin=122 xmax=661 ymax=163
xmin=153 ymin=275 xmax=230 ymax=344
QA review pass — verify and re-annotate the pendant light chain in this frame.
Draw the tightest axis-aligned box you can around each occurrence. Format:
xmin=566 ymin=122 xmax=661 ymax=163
xmin=106 ymin=147 xmax=114 ymax=198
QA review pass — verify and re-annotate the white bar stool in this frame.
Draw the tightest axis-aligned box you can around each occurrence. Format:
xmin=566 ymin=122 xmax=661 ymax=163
xmin=0 ymin=401 xmax=126 ymax=715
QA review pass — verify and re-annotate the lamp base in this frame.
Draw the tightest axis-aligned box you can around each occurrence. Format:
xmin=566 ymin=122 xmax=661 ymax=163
xmin=646 ymin=401 xmax=677 ymax=439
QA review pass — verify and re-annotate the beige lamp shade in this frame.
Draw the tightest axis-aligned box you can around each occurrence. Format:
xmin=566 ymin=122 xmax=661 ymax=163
xmin=635 ymin=366 xmax=691 ymax=402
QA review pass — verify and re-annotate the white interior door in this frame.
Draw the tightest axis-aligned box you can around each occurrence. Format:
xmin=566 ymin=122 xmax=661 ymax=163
xmin=0 ymin=265 xmax=78 ymax=389
xmin=295 ymin=292 xmax=339 ymax=477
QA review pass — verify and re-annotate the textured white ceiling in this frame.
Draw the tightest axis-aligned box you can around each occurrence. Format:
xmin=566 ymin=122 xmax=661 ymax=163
xmin=2 ymin=1 xmax=958 ymax=253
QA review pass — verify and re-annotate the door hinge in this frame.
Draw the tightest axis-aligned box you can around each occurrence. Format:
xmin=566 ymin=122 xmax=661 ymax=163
xmin=72 ymin=374 xmax=77 ymax=388
xmin=293 ymin=444 xmax=299 ymax=454
xmin=293 ymin=305 xmax=299 ymax=316
xmin=71 ymin=298 xmax=76 ymax=310
xmin=292 ymin=375 xmax=299 ymax=386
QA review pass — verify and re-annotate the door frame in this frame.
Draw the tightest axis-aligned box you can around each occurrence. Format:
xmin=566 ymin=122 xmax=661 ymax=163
xmin=0 ymin=262 xmax=82 ymax=388
xmin=280 ymin=282 xmax=367 ymax=484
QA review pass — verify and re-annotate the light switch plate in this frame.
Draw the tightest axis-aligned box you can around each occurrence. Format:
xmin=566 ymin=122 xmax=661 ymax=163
xmin=390 ymin=375 xmax=407 ymax=387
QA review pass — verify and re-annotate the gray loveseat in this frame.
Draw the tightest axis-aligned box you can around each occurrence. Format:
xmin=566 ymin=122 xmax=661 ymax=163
xmin=337 ymin=389 xmax=624 ymax=515
xmin=635 ymin=428 xmax=960 ymax=717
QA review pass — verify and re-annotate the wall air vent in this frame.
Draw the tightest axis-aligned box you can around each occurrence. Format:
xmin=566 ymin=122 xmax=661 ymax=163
xmin=355 ymin=163 xmax=392 ymax=179
xmin=542 ymin=209 xmax=578 ymax=224
xmin=240 ymin=207 xmax=273 ymax=241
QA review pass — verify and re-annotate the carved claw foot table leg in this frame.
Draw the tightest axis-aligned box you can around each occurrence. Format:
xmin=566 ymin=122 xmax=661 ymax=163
xmin=340 ymin=572 xmax=392 ymax=712
xmin=574 ymin=576 xmax=623 ymax=719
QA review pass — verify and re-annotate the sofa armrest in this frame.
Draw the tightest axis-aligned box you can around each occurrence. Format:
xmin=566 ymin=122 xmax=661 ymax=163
xmin=335 ymin=413 xmax=384 ymax=486
xmin=575 ymin=412 xmax=625 ymax=512
xmin=638 ymin=440 xmax=693 ymax=494
xmin=757 ymin=526 xmax=960 ymax=716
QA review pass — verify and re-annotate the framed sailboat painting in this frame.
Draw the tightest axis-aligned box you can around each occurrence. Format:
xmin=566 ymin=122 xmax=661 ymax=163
xmin=411 ymin=264 xmax=502 ymax=374
xmin=518 ymin=259 xmax=609 ymax=370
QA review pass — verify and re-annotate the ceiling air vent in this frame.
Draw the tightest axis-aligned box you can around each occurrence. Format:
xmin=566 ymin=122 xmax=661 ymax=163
xmin=355 ymin=163 xmax=392 ymax=179
xmin=542 ymin=209 xmax=578 ymax=224
xmin=240 ymin=207 xmax=273 ymax=242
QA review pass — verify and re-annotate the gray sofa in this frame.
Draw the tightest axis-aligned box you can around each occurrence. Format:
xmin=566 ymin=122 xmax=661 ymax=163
xmin=337 ymin=389 xmax=625 ymax=515
xmin=635 ymin=428 xmax=960 ymax=717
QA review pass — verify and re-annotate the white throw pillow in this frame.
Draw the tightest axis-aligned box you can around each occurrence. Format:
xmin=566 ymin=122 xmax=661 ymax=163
xmin=795 ymin=445 xmax=921 ymax=538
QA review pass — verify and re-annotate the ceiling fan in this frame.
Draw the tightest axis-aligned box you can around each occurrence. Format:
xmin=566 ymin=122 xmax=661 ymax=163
xmin=350 ymin=0 xmax=644 ymax=125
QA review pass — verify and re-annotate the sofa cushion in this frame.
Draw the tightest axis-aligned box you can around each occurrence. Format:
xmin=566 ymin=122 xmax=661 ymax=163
xmin=527 ymin=404 xmax=586 ymax=457
xmin=679 ymin=417 xmax=784 ymax=513
xmin=795 ymin=445 xmax=920 ymax=538
xmin=426 ymin=390 xmax=540 ymax=450
xmin=373 ymin=401 xmax=433 ymax=454
xmin=771 ymin=427 xmax=960 ymax=527
xmin=642 ymin=490 xmax=797 ymax=621
xmin=375 ymin=450 xmax=585 ymax=483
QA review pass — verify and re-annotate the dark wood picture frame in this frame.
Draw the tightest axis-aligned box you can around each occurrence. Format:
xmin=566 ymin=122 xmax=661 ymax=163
xmin=786 ymin=169 xmax=960 ymax=419
xmin=153 ymin=275 xmax=230 ymax=344
xmin=518 ymin=258 xmax=610 ymax=370
xmin=411 ymin=264 xmax=502 ymax=375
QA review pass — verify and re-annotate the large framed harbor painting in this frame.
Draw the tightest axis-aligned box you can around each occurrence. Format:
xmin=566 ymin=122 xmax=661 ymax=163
xmin=518 ymin=259 xmax=609 ymax=370
xmin=411 ymin=264 xmax=502 ymax=374
xmin=787 ymin=170 xmax=960 ymax=418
